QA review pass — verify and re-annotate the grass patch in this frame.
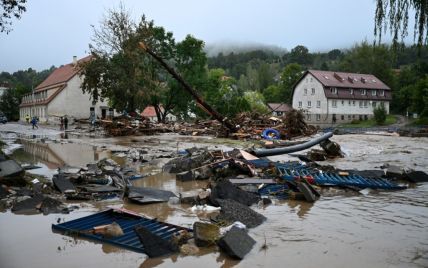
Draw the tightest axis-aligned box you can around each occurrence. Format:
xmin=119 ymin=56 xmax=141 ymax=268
xmin=409 ymin=117 xmax=428 ymax=126
xmin=338 ymin=115 xmax=397 ymax=128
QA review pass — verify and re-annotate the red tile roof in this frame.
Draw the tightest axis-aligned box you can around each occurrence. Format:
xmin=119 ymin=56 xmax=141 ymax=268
xmin=35 ymin=55 xmax=92 ymax=91
xmin=267 ymin=103 xmax=292 ymax=112
xmin=307 ymin=70 xmax=390 ymax=90
xmin=141 ymin=106 xmax=160 ymax=117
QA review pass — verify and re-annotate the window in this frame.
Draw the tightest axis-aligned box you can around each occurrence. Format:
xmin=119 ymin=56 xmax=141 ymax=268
xmin=332 ymin=100 xmax=337 ymax=107
xmin=316 ymin=100 xmax=321 ymax=108
xmin=361 ymin=89 xmax=366 ymax=95
xmin=359 ymin=101 xmax=363 ymax=107
xmin=350 ymin=89 xmax=354 ymax=95
xmin=341 ymin=115 xmax=344 ymax=120
xmin=305 ymin=78 xmax=308 ymax=83
xmin=316 ymin=114 xmax=321 ymax=121
xmin=372 ymin=101 xmax=377 ymax=107
xmin=331 ymin=87 xmax=337 ymax=94
xmin=372 ymin=90 xmax=376 ymax=96
xmin=304 ymin=88 xmax=308 ymax=95
xmin=310 ymin=77 xmax=313 ymax=82
xmin=307 ymin=101 xmax=312 ymax=107
xmin=364 ymin=101 xmax=367 ymax=107
xmin=306 ymin=114 xmax=311 ymax=121
xmin=298 ymin=101 xmax=302 ymax=108
xmin=311 ymin=88 xmax=315 ymax=95
xmin=341 ymin=100 xmax=344 ymax=106
xmin=348 ymin=115 xmax=351 ymax=120
xmin=380 ymin=90 xmax=384 ymax=96
xmin=348 ymin=100 xmax=351 ymax=105
xmin=352 ymin=101 xmax=356 ymax=106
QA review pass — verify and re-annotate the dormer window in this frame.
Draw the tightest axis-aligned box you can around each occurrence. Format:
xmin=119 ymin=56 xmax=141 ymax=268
xmin=380 ymin=90 xmax=384 ymax=96
xmin=361 ymin=89 xmax=366 ymax=95
xmin=372 ymin=90 xmax=376 ymax=96
xmin=350 ymin=89 xmax=354 ymax=95
xmin=330 ymin=87 xmax=337 ymax=94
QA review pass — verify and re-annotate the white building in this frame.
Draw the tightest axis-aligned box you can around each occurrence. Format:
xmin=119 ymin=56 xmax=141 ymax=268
xmin=292 ymin=70 xmax=392 ymax=126
xmin=19 ymin=56 xmax=110 ymax=123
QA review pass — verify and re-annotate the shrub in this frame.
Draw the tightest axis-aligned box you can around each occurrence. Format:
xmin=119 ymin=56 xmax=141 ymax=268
xmin=373 ymin=105 xmax=387 ymax=124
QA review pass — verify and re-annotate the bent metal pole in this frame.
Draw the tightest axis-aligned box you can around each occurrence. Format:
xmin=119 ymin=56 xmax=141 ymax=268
xmin=138 ymin=42 xmax=237 ymax=132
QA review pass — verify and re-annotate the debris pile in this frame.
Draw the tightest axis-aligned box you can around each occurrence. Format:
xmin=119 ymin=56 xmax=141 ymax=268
xmin=100 ymin=109 xmax=318 ymax=141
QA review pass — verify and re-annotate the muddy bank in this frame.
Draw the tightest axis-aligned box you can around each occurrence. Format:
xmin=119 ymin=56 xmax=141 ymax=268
xmin=0 ymin=132 xmax=427 ymax=268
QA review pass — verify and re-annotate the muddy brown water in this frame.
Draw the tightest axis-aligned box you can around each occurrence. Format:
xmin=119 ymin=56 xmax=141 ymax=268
xmin=0 ymin=133 xmax=427 ymax=268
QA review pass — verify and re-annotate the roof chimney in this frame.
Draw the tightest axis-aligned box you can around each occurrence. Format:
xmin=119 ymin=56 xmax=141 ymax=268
xmin=73 ymin=56 xmax=77 ymax=66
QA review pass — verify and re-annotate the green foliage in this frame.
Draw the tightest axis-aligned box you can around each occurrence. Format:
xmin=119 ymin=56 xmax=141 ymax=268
xmin=243 ymin=91 xmax=268 ymax=114
xmin=374 ymin=0 xmax=428 ymax=47
xmin=1 ymin=0 xmax=27 ymax=33
xmin=262 ymin=85 xmax=281 ymax=103
xmin=373 ymin=104 xmax=387 ymax=124
xmin=0 ymin=88 xmax=20 ymax=120
xmin=286 ymin=45 xmax=313 ymax=66
xmin=339 ymin=41 xmax=395 ymax=89
xmin=278 ymin=63 xmax=303 ymax=104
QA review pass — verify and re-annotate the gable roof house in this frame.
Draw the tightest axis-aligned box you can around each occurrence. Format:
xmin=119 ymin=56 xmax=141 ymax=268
xmin=19 ymin=56 xmax=110 ymax=123
xmin=141 ymin=105 xmax=177 ymax=122
xmin=267 ymin=103 xmax=292 ymax=117
xmin=291 ymin=70 xmax=392 ymax=126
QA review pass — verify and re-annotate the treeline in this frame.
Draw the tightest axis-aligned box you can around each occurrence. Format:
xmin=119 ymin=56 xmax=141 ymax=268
xmin=208 ymin=42 xmax=428 ymax=117
xmin=0 ymin=66 xmax=55 ymax=120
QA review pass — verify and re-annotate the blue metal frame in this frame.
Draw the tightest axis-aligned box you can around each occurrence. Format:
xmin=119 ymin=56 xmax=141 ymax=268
xmin=52 ymin=209 xmax=192 ymax=254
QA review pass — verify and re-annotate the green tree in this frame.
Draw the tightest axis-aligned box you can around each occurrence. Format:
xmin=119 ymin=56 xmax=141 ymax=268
xmin=339 ymin=41 xmax=395 ymax=89
xmin=410 ymin=76 xmax=428 ymax=116
xmin=0 ymin=88 xmax=20 ymax=120
xmin=263 ymin=85 xmax=281 ymax=103
xmin=373 ymin=104 xmax=387 ymax=124
xmin=279 ymin=63 xmax=303 ymax=104
xmin=374 ymin=0 xmax=427 ymax=47
xmin=287 ymin=45 xmax=313 ymax=66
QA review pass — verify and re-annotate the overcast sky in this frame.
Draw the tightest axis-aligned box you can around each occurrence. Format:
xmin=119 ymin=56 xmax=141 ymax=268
xmin=0 ymin=0 xmax=415 ymax=72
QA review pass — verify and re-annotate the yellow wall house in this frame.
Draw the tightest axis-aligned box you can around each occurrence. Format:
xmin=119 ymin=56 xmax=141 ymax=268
xmin=19 ymin=56 xmax=110 ymax=123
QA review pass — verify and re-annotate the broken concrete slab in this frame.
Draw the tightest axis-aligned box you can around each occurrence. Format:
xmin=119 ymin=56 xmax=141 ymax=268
xmin=217 ymin=226 xmax=256 ymax=260
xmin=134 ymin=225 xmax=178 ymax=257
xmin=320 ymin=139 xmax=342 ymax=157
xmin=405 ymin=170 xmax=428 ymax=183
xmin=385 ymin=165 xmax=405 ymax=179
xmin=53 ymin=174 xmax=77 ymax=194
xmin=126 ymin=186 xmax=177 ymax=204
xmin=210 ymin=180 xmax=260 ymax=206
xmin=11 ymin=195 xmax=44 ymax=214
xmin=0 ymin=160 xmax=24 ymax=177
xmin=215 ymin=199 xmax=266 ymax=228
xmin=193 ymin=221 xmax=220 ymax=247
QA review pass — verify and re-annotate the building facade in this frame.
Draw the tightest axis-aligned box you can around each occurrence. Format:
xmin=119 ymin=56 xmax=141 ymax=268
xmin=292 ymin=70 xmax=392 ymax=126
xmin=19 ymin=56 xmax=110 ymax=123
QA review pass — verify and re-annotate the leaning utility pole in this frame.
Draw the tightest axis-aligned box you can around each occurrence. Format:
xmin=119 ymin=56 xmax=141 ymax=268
xmin=138 ymin=42 xmax=237 ymax=132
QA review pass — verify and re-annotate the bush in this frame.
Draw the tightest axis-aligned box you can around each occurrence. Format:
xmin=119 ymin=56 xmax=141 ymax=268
xmin=373 ymin=105 xmax=387 ymax=124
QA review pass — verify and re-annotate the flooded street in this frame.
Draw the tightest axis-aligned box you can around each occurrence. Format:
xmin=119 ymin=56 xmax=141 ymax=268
xmin=0 ymin=129 xmax=427 ymax=268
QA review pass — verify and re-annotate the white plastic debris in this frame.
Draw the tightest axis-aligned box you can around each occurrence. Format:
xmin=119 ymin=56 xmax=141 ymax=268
xmin=31 ymin=178 xmax=40 ymax=184
xmin=220 ymin=221 xmax=247 ymax=235
xmin=190 ymin=204 xmax=221 ymax=212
